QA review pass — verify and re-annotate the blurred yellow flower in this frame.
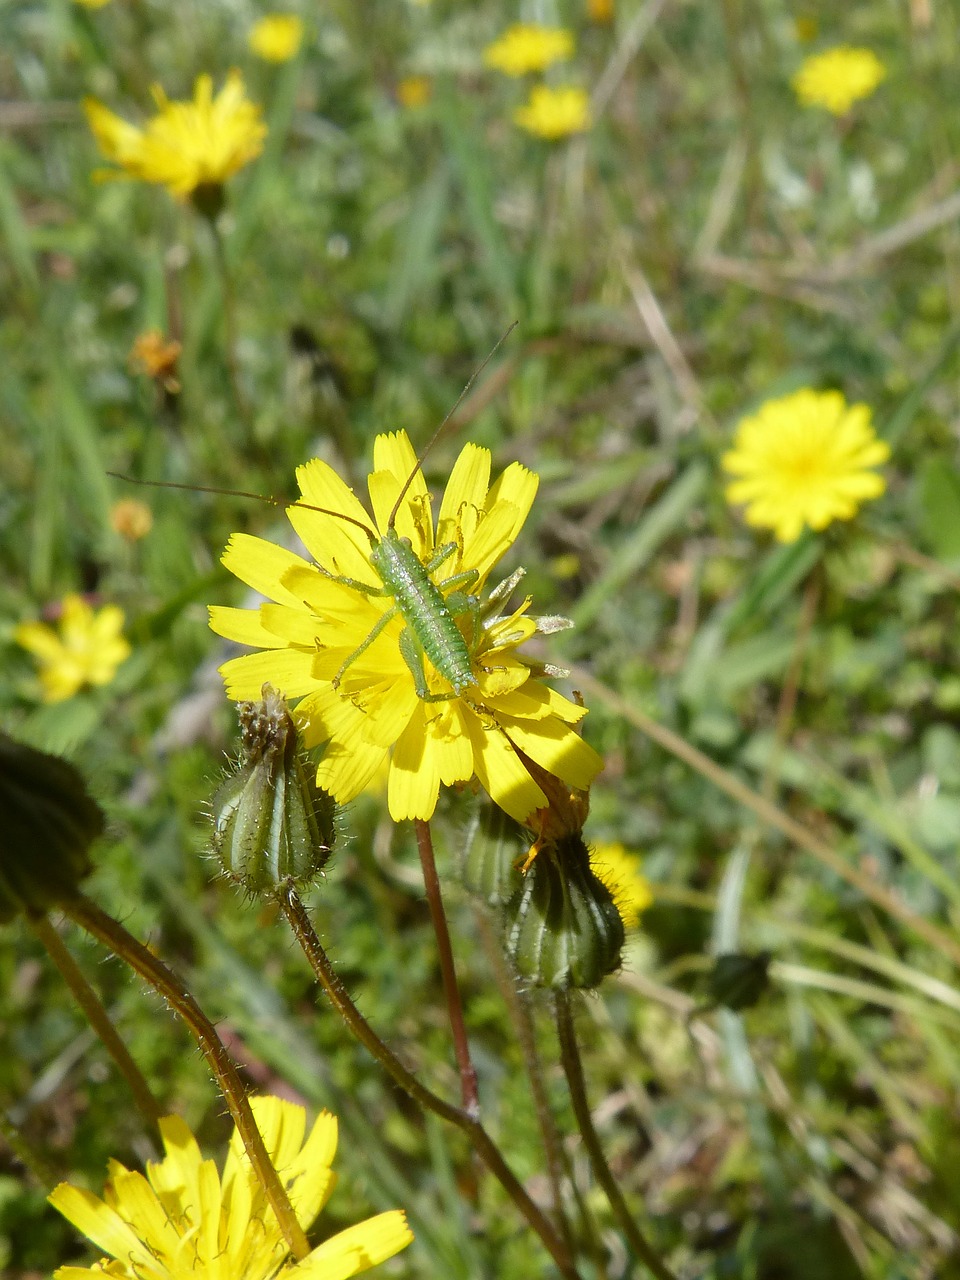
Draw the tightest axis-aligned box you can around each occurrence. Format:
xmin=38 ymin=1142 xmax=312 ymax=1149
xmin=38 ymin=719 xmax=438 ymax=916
xmin=588 ymin=0 xmax=615 ymax=22
xmin=249 ymin=14 xmax=305 ymax=62
xmin=129 ymin=328 xmax=181 ymax=391
xmin=84 ymin=71 xmax=267 ymax=201
xmin=14 ymin=594 xmax=131 ymax=704
xmin=209 ymin=430 xmax=602 ymax=824
xmin=49 ymin=1095 xmax=413 ymax=1279
xmin=397 ymin=75 xmax=432 ymax=108
xmin=514 ymin=85 xmax=591 ymax=138
xmin=110 ymin=498 xmax=154 ymax=543
xmin=792 ymin=46 xmax=886 ymax=115
xmin=722 ymin=389 xmax=890 ymax=543
xmin=484 ymin=24 xmax=575 ymax=76
xmin=591 ymin=842 xmax=653 ymax=927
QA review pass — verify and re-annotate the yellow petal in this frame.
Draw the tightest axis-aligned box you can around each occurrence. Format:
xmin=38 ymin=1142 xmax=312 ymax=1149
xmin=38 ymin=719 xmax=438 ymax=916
xmin=388 ymin=707 xmax=441 ymax=819
xmin=222 ymin=533 xmax=310 ymax=606
xmin=218 ymin=649 xmax=317 ymax=700
xmin=296 ymin=1210 xmax=414 ymax=1279
xmin=465 ymin=710 xmax=547 ymax=822
xmin=208 ymin=605 xmax=287 ymax=648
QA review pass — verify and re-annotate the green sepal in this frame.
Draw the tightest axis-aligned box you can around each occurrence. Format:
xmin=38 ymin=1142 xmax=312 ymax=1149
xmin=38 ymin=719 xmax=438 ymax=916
xmin=212 ymin=687 xmax=335 ymax=895
xmin=504 ymin=833 xmax=624 ymax=990
xmin=461 ymin=802 xmax=524 ymax=906
xmin=0 ymin=732 xmax=102 ymax=922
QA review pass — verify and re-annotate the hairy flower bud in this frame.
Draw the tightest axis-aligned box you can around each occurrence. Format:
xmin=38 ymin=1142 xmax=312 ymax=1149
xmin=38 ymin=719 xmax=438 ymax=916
xmin=212 ymin=687 xmax=335 ymax=895
xmin=504 ymin=832 xmax=624 ymax=989
xmin=462 ymin=803 xmax=523 ymax=906
xmin=0 ymin=733 xmax=102 ymax=922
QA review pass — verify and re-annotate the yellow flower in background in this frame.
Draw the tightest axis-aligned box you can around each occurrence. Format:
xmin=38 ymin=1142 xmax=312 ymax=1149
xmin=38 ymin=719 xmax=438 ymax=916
xmin=249 ymin=14 xmax=305 ymax=62
xmin=484 ymin=23 xmax=575 ymax=76
xmin=49 ymin=1096 xmax=413 ymax=1279
xmin=14 ymin=594 xmax=131 ymax=704
xmin=129 ymin=328 xmax=182 ymax=391
xmin=84 ymin=71 xmax=266 ymax=201
xmin=110 ymin=498 xmax=154 ymax=543
xmin=587 ymin=0 xmax=615 ymax=23
xmin=514 ymin=85 xmax=592 ymax=139
xmin=722 ymin=389 xmax=890 ymax=543
xmin=209 ymin=431 xmax=602 ymax=824
xmin=792 ymin=46 xmax=886 ymax=115
xmin=591 ymin=842 xmax=653 ymax=927
xmin=397 ymin=75 xmax=432 ymax=108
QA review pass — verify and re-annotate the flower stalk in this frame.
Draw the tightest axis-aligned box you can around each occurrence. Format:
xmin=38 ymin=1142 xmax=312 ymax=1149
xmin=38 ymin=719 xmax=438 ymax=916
xmin=63 ymin=893 xmax=311 ymax=1262
xmin=554 ymin=990 xmax=677 ymax=1280
xmin=280 ymin=884 xmax=582 ymax=1280
xmin=414 ymin=817 xmax=479 ymax=1117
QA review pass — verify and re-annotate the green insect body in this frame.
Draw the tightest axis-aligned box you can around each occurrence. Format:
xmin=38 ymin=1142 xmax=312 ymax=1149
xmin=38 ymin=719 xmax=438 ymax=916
xmin=320 ymin=516 xmax=483 ymax=702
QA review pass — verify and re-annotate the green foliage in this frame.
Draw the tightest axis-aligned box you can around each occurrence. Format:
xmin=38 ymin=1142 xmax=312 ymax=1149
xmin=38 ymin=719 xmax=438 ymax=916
xmin=3 ymin=0 xmax=960 ymax=1277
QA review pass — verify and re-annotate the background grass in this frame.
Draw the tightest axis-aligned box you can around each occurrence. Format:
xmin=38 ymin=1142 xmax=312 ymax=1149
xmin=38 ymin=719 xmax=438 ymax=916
xmin=4 ymin=0 xmax=960 ymax=1276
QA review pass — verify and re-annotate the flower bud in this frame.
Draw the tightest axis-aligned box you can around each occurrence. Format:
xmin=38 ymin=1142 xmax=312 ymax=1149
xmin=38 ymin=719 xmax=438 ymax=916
xmin=212 ymin=687 xmax=335 ymax=895
xmin=504 ymin=832 xmax=624 ymax=989
xmin=462 ymin=802 xmax=523 ymax=906
xmin=0 ymin=732 xmax=102 ymax=922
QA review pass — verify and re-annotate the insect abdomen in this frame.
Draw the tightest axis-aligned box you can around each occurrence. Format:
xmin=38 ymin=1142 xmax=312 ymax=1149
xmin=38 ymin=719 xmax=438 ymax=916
xmin=372 ymin=533 xmax=476 ymax=694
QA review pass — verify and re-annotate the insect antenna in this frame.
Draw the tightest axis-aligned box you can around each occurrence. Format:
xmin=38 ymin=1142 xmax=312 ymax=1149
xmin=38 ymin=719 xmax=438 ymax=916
xmin=107 ymin=472 xmax=377 ymax=537
xmin=387 ymin=320 xmax=518 ymax=529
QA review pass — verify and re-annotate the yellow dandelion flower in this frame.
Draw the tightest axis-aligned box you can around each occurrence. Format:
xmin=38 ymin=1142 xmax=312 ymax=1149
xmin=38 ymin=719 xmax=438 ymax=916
xmin=14 ymin=594 xmax=131 ymax=704
xmin=590 ymin=841 xmax=653 ymax=928
xmin=84 ymin=71 xmax=266 ymax=201
xmin=110 ymin=498 xmax=154 ymax=542
xmin=49 ymin=1095 xmax=413 ymax=1279
xmin=209 ymin=431 xmax=603 ymax=825
xmin=514 ymin=85 xmax=591 ymax=139
xmin=483 ymin=23 xmax=575 ymax=76
xmin=722 ymin=388 xmax=890 ymax=543
xmin=249 ymin=14 xmax=305 ymax=63
xmin=792 ymin=46 xmax=886 ymax=115
xmin=397 ymin=75 xmax=432 ymax=109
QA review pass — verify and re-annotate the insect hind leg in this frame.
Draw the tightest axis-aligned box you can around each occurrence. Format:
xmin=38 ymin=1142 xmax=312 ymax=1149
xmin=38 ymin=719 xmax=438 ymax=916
xmin=332 ymin=603 xmax=400 ymax=688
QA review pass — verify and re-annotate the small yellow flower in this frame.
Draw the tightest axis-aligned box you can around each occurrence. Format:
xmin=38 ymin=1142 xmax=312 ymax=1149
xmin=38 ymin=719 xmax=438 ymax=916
xmin=14 ymin=594 xmax=131 ymax=704
xmin=129 ymin=328 xmax=182 ymax=391
xmin=209 ymin=431 xmax=602 ymax=825
xmin=84 ymin=71 xmax=267 ymax=201
xmin=792 ymin=46 xmax=886 ymax=115
xmin=397 ymin=75 xmax=432 ymax=109
xmin=722 ymin=388 xmax=890 ymax=543
xmin=110 ymin=498 xmax=154 ymax=543
xmin=484 ymin=24 xmax=575 ymax=76
xmin=514 ymin=85 xmax=591 ymax=139
xmin=49 ymin=1095 xmax=413 ymax=1279
xmin=588 ymin=0 xmax=615 ymax=23
xmin=249 ymin=14 xmax=305 ymax=63
xmin=591 ymin=842 xmax=653 ymax=927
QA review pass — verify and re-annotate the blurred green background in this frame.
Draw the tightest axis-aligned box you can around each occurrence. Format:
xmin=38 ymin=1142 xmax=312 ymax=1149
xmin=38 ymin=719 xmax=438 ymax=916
xmin=4 ymin=1 xmax=960 ymax=1276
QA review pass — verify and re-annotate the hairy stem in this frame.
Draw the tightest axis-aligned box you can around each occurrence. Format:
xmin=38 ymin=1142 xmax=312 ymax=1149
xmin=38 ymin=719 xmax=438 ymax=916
xmin=64 ymin=894 xmax=310 ymax=1261
xmin=414 ymin=817 xmax=479 ymax=1117
xmin=31 ymin=913 xmax=165 ymax=1133
xmin=554 ymin=991 xmax=678 ymax=1280
xmin=281 ymin=885 xmax=581 ymax=1280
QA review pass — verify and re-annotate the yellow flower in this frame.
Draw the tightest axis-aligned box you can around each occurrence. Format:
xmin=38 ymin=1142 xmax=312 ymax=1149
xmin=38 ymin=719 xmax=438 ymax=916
xmin=514 ymin=85 xmax=591 ymax=139
xmin=792 ymin=46 xmax=886 ymax=115
xmin=722 ymin=388 xmax=890 ymax=543
xmin=590 ymin=841 xmax=653 ymax=927
xmin=14 ymin=594 xmax=131 ymax=704
xmin=110 ymin=498 xmax=154 ymax=543
xmin=249 ymin=14 xmax=305 ymax=63
xmin=588 ymin=0 xmax=615 ymax=22
xmin=84 ymin=71 xmax=267 ymax=201
xmin=483 ymin=23 xmax=575 ymax=76
xmin=209 ymin=431 xmax=602 ymax=825
xmin=130 ymin=328 xmax=182 ymax=391
xmin=49 ymin=1095 xmax=413 ymax=1279
xmin=397 ymin=75 xmax=432 ymax=109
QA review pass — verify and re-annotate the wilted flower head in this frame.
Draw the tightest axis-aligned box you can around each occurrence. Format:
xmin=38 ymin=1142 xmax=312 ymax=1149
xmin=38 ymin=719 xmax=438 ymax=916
xmin=514 ymin=85 xmax=592 ymax=138
xmin=49 ymin=1095 xmax=413 ymax=1279
xmin=84 ymin=71 xmax=266 ymax=202
xmin=130 ymin=328 xmax=182 ymax=392
xmin=14 ymin=594 xmax=131 ymax=704
xmin=209 ymin=430 xmax=602 ymax=825
xmin=483 ymin=24 xmax=575 ymax=76
xmin=722 ymin=388 xmax=889 ymax=543
xmin=249 ymin=14 xmax=305 ymax=62
xmin=792 ymin=46 xmax=886 ymax=115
